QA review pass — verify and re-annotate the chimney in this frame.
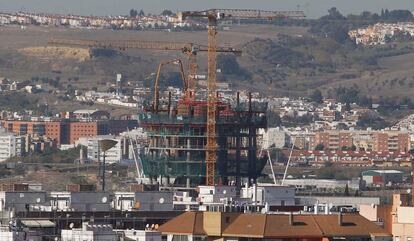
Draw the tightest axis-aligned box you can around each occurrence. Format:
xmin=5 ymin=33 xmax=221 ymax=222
xmin=338 ymin=212 xmax=343 ymax=226
xmin=252 ymin=183 xmax=257 ymax=206
xmin=289 ymin=212 xmax=294 ymax=226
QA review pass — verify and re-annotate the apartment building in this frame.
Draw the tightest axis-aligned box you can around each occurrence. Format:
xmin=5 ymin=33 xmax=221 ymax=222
xmin=0 ymin=130 xmax=23 ymax=162
xmin=77 ymin=135 xmax=128 ymax=163
xmin=312 ymin=131 xmax=352 ymax=150
xmin=1 ymin=120 xmax=67 ymax=145
xmin=1 ymin=119 xmax=137 ymax=145
xmin=360 ymin=193 xmax=414 ymax=240
xmin=373 ymin=132 xmax=409 ymax=152
xmin=310 ymin=131 xmax=410 ymax=152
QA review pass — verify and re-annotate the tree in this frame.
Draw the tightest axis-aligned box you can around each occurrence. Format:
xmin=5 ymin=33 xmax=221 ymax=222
xmin=139 ymin=9 xmax=145 ymax=17
xmin=387 ymin=10 xmax=414 ymax=21
xmin=357 ymin=112 xmax=389 ymax=130
xmin=315 ymin=144 xmax=325 ymax=151
xmin=267 ymin=111 xmax=282 ymax=127
xmin=217 ymin=54 xmax=250 ymax=79
xmin=161 ymin=9 xmax=174 ymax=16
xmin=344 ymin=183 xmax=350 ymax=196
xmin=323 ymin=7 xmax=346 ymax=20
xmin=310 ymin=89 xmax=323 ymax=103
xmin=384 ymin=9 xmax=390 ymax=19
xmin=129 ymin=9 xmax=138 ymax=18
xmin=107 ymin=87 xmax=116 ymax=93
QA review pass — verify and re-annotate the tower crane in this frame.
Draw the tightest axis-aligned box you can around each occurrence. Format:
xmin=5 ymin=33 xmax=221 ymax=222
xmin=179 ymin=9 xmax=305 ymax=186
xmin=48 ymin=38 xmax=241 ymax=98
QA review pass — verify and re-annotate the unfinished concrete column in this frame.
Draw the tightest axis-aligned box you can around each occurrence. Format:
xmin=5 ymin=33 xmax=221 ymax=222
xmin=186 ymin=138 xmax=191 ymax=187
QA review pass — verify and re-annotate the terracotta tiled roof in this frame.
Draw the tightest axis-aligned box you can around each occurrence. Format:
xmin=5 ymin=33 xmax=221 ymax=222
xmin=222 ymin=213 xmax=266 ymax=238
xmin=158 ymin=212 xmax=206 ymax=235
xmin=159 ymin=212 xmax=391 ymax=238
xmin=264 ymin=215 xmax=323 ymax=238
xmin=314 ymin=214 xmax=388 ymax=237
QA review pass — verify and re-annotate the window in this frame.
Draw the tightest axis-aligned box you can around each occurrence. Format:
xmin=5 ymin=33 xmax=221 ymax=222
xmin=172 ymin=235 xmax=189 ymax=241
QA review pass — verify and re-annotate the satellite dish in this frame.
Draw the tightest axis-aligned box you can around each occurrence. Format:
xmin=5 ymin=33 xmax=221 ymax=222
xmin=69 ymin=223 xmax=74 ymax=229
xmin=154 ymin=224 xmax=159 ymax=230
xmin=223 ymin=190 xmax=227 ymax=195
xmin=407 ymin=189 xmax=411 ymax=194
xmin=159 ymin=198 xmax=165 ymax=204
xmin=102 ymin=197 xmax=108 ymax=203
xmin=36 ymin=198 xmax=41 ymax=203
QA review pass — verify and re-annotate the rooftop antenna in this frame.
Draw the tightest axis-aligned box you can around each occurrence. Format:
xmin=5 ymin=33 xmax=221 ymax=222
xmin=116 ymin=74 xmax=122 ymax=97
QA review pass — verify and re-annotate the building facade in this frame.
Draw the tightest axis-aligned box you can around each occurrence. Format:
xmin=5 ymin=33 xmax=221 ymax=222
xmin=0 ymin=130 xmax=23 ymax=162
xmin=309 ymin=131 xmax=410 ymax=152
xmin=1 ymin=119 xmax=138 ymax=145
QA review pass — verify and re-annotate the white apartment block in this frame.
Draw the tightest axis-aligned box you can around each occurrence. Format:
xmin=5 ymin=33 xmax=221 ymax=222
xmin=0 ymin=130 xmax=23 ymax=162
xmin=77 ymin=135 xmax=126 ymax=163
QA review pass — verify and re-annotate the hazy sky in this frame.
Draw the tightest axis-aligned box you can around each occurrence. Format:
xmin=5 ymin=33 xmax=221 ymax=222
xmin=0 ymin=0 xmax=413 ymax=18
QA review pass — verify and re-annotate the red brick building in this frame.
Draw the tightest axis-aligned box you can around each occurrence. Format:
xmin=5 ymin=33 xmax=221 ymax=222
xmin=1 ymin=119 xmax=138 ymax=145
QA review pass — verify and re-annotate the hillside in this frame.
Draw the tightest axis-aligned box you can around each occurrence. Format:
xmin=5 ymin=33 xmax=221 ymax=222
xmin=1 ymin=23 xmax=414 ymax=106
xmin=235 ymin=34 xmax=414 ymax=98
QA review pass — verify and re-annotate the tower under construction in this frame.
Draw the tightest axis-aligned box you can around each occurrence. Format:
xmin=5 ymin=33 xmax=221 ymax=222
xmin=139 ymin=93 xmax=268 ymax=188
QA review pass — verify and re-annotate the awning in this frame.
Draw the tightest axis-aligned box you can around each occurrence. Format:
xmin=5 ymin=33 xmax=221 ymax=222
xmin=21 ymin=220 xmax=56 ymax=228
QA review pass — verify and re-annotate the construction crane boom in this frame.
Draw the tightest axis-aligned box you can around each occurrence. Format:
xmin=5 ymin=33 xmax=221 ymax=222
xmin=48 ymin=38 xmax=241 ymax=97
xmin=179 ymin=9 xmax=306 ymax=20
xmin=180 ymin=8 xmax=305 ymax=186
xmin=48 ymin=38 xmax=241 ymax=56
xmin=49 ymin=38 xmax=193 ymax=53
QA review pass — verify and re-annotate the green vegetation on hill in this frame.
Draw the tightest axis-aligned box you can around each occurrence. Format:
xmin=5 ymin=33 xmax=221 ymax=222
xmin=272 ymin=8 xmax=414 ymax=44
xmin=217 ymin=54 xmax=251 ymax=80
xmin=7 ymin=147 xmax=80 ymax=164
xmin=0 ymin=93 xmax=37 ymax=111
xmin=242 ymin=33 xmax=413 ymax=90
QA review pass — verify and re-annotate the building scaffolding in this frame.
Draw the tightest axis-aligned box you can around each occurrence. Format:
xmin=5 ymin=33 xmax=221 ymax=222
xmin=139 ymin=93 xmax=267 ymax=189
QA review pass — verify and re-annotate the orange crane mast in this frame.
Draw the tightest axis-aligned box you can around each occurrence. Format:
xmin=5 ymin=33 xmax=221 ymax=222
xmin=179 ymin=8 xmax=305 ymax=186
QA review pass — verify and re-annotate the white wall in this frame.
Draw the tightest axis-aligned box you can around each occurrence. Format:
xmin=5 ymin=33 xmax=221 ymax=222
xmin=397 ymin=206 xmax=414 ymax=224
xmin=262 ymin=128 xmax=288 ymax=149
xmin=0 ymin=134 xmax=23 ymax=162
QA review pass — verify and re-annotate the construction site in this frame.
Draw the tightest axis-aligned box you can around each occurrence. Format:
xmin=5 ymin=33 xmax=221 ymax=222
xmin=46 ymin=9 xmax=307 ymax=189
xmin=139 ymin=92 xmax=268 ymax=188
xmin=137 ymin=9 xmax=304 ymax=188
